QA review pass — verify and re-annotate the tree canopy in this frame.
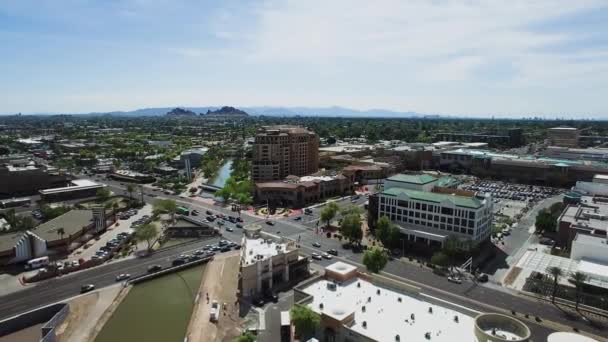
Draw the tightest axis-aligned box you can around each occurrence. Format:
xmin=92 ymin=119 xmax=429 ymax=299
xmin=290 ymin=305 xmax=320 ymax=340
xmin=320 ymin=202 xmax=339 ymax=228
xmin=96 ymin=187 xmax=111 ymax=202
xmin=375 ymin=215 xmax=400 ymax=248
xmin=340 ymin=213 xmax=363 ymax=244
xmin=134 ymin=223 xmax=158 ymax=251
xmin=363 ymin=246 xmax=388 ymax=273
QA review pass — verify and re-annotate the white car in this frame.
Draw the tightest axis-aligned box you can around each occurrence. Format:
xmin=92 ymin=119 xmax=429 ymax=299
xmin=447 ymin=276 xmax=462 ymax=284
xmin=210 ymin=300 xmax=220 ymax=322
xmin=322 ymin=253 xmax=332 ymax=260
xmin=115 ymin=273 xmax=131 ymax=281
xmin=311 ymin=253 xmax=323 ymax=260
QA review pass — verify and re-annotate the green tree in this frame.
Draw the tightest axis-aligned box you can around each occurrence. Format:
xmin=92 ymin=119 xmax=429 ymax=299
xmin=135 ymin=223 xmax=158 ymax=251
xmin=153 ymin=199 xmax=177 ymax=223
xmin=535 ymin=209 xmax=556 ymax=233
xmin=236 ymin=331 xmax=256 ymax=342
xmin=375 ymin=215 xmax=400 ymax=248
xmin=570 ymin=271 xmax=588 ymax=310
xmin=96 ymin=187 xmax=111 ymax=203
xmin=546 ymin=266 xmax=563 ymax=304
xmin=320 ymin=202 xmax=339 ymax=228
xmin=340 ymin=205 xmax=363 ymax=217
xmin=442 ymin=235 xmax=461 ymax=266
xmin=431 ymin=251 xmax=449 ymax=268
xmin=340 ymin=213 xmax=363 ymax=245
xmin=290 ymin=305 xmax=320 ymax=340
xmin=363 ymin=246 xmax=388 ymax=273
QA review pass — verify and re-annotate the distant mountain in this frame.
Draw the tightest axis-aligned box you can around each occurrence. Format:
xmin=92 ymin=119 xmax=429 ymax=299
xmin=205 ymin=106 xmax=248 ymax=117
xmin=35 ymin=106 xmax=435 ymax=118
xmin=166 ymin=107 xmax=197 ymax=116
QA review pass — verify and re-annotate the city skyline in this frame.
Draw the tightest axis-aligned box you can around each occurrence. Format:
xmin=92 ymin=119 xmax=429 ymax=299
xmin=1 ymin=1 xmax=608 ymax=117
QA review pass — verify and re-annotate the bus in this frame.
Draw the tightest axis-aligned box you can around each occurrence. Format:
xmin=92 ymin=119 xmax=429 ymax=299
xmin=176 ymin=206 xmax=190 ymax=216
xmin=280 ymin=311 xmax=292 ymax=342
xmin=0 ymin=197 xmax=31 ymax=209
xmin=25 ymin=256 xmax=50 ymax=270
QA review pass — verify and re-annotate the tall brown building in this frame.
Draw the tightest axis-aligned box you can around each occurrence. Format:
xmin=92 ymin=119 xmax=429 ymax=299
xmin=252 ymin=126 xmax=319 ymax=181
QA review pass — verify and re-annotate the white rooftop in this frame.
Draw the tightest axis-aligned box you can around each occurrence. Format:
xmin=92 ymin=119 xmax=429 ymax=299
xmin=301 ymin=277 xmax=475 ymax=342
xmin=325 ymin=261 xmax=357 ymax=276
xmin=39 ymin=179 xmax=103 ymax=195
xmin=242 ymin=238 xmax=287 ymax=265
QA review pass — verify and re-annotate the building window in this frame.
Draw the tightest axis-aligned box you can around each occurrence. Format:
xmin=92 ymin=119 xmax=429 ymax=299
xmin=441 ymin=207 xmax=453 ymax=215
xmin=421 ymin=203 xmax=427 ymax=211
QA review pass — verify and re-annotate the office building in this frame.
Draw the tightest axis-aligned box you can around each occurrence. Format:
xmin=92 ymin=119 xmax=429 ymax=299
xmin=239 ymin=224 xmax=309 ymax=299
xmin=548 ymin=127 xmax=579 ymax=147
xmin=108 ymin=170 xmax=156 ymax=183
xmin=557 ymin=195 xmax=608 ymax=249
xmin=252 ymin=126 xmax=319 ymax=182
xmin=368 ymin=174 xmax=493 ymax=247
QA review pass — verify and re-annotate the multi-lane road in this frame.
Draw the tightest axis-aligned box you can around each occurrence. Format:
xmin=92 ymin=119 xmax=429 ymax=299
xmin=1 ymin=177 xmax=605 ymax=340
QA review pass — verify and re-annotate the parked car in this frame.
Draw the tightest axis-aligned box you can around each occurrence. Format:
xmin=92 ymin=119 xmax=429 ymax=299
xmin=322 ymin=253 xmax=332 ymax=260
xmin=147 ymin=265 xmax=162 ymax=273
xmin=115 ymin=273 xmax=131 ymax=281
xmin=206 ymin=210 xmax=213 ymax=215
xmin=294 ymin=216 xmax=302 ymax=221
xmin=210 ymin=300 xmax=220 ymax=322
xmin=312 ymin=242 xmax=321 ymax=248
xmin=226 ymin=227 xmax=234 ymax=232
xmin=236 ymin=224 xmax=243 ymax=228
xmin=80 ymin=284 xmax=95 ymax=293
xmin=172 ymin=258 xmax=186 ymax=266
xmin=311 ymin=253 xmax=323 ymax=260
xmin=221 ymin=246 xmax=231 ymax=252
xmin=194 ymin=249 xmax=206 ymax=256
xmin=327 ymin=249 xmax=338 ymax=256
xmin=265 ymin=221 xmax=274 ymax=226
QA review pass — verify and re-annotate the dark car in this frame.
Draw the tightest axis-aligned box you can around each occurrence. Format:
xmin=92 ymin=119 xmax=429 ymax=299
xmin=254 ymin=297 xmax=265 ymax=307
xmin=236 ymin=223 xmax=243 ymax=228
xmin=312 ymin=242 xmax=321 ymax=248
xmin=221 ymin=246 xmax=231 ymax=252
xmin=294 ymin=216 xmax=302 ymax=221
xmin=147 ymin=265 xmax=162 ymax=273
xmin=80 ymin=284 xmax=95 ymax=293
xmin=172 ymin=258 xmax=186 ymax=266
xmin=327 ymin=249 xmax=338 ymax=256
xmin=266 ymin=221 xmax=274 ymax=226
xmin=265 ymin=291 xmax=279 ymax=303
xmin=206 ymin=210 xmax=213 ymax=215
xmin=477 ymin=273 xmax=489 ymax=283
xmin=234 ymin=244 xmax=242 ymax=250
xmin=236 ymin=217 xmax=243 ymax=222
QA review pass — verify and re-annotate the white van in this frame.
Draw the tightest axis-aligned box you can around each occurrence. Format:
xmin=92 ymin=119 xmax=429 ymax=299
xmin=25 ymin=256 xmax=50 ymax=270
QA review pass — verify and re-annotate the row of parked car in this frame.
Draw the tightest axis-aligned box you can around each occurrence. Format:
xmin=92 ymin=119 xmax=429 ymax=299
xmin=92 ymin=232 xmax=132 ymax=261
xmin=463 ymin=181 xmax=562 ymax=202
xmin=118 ymin=208 xmax=138 ymax=220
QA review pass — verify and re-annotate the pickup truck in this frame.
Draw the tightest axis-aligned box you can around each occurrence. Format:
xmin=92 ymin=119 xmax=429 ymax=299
xmin=210 ymin=300 xmax=220 ymax=322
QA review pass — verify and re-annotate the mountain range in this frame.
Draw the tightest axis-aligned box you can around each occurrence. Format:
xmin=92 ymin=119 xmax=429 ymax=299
xmin=81 ymin=106 xmax=435 ymax=118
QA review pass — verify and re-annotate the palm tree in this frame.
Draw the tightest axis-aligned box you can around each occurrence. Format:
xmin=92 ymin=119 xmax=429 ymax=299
xmin=56 ymin=227 xmax=66 ymax=242
xmin=126 ymin=184 xmax=135 ymax=200
xmin=546 ymin=266 xmax=563 ymax=304
xmin=570 ymin=271 xmax=588 ymax=311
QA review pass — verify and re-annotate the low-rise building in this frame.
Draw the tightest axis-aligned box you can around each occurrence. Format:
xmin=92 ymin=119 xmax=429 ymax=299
xmin=0 ymin=209 xmax=100 ymax=265
xmin=166 ymin=215 xmax=217 ymax=238
xmin=255 ymin=173 xmax=353 ymax=208
xmin=109 ymin=170 xmax=156 ymax=183
xmin=557 ymin=195 xmax=608 ymax=249
xmin=240 ymin=225 xmax=309 ymax=299
xmin=293 ymin=262 xmax=530 ymax=342
xmin=39 ymin=179 xmax=105 ymax=202
xmin=0 ymin=163 xmax=71 ymax=198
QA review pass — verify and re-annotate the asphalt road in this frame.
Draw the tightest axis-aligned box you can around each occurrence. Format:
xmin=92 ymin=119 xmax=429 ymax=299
xmin=2 ymin=178 xmax=604 ymax=340
xmin=0 ymin=237 xmax=220 ymax=321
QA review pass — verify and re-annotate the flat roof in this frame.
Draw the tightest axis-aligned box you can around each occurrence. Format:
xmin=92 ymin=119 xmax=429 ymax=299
xmin=32 ymin=210 xmax=93 ymax=241
xmin=382 ymin=188 xmax=484 ymax=209
xmin=387 ymin=174 xmax=437 ymax=185
xmin=39 ymin=179 xmax=104 ymax=195
xmin=242 ymin=238 xmax=288 ymax=266
xmin=0 ymin=231 xmax=25 ymax=252
xmin=300 ymin=277 xmax=475 ymax=342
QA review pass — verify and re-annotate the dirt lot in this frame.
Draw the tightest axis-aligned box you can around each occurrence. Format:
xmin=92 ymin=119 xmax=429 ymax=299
xmin=186 ymin=252 xmax=241 ymax=342
xmin=55 ymin=284 xmax=126 ymax=342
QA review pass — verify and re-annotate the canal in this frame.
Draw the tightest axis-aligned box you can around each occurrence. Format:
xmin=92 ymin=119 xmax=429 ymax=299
xmin=95 ymin=265 xmax=205 ymax=342
xmin=210 ymin=159 xmax=233 ymax=188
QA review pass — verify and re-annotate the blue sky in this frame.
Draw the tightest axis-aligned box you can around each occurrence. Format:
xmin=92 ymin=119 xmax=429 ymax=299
xmin=1 ymin=0 xmax=607 ymax=118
